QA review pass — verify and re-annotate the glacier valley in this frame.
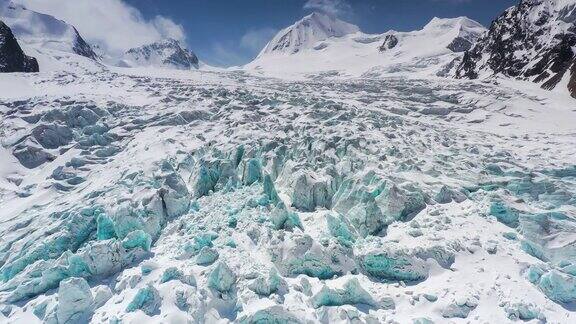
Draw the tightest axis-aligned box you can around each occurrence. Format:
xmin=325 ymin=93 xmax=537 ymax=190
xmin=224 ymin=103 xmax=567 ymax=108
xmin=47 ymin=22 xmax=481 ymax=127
xmin=0 ymin=64 xmax=575 ymax=323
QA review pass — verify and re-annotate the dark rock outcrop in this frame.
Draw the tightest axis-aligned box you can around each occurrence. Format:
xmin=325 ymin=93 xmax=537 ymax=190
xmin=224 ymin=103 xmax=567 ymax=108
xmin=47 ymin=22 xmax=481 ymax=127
xmin=379 ymin=34 xmax=398 ymax=51
xmin=447 ymin=36 xmax=473 ymax=53
xmin=0 ymin=20 xmax=38 ymax=72
xmin=71 ymin=27 xmax=98 ymax=60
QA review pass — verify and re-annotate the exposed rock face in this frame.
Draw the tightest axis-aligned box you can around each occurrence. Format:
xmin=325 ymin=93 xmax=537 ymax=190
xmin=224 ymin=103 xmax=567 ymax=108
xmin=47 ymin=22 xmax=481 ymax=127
xmin=447 ymin=36 xmax=473 ymax=52
xmin=455 ymin=0 xmax=576 ymax=98
xmin=124 ymin=38 xmax=199 ymax=70
xmin=0 ymin=20 xmax=38 ymax=72
xmin=379 ymin=34 xmax=398 ymax=51
xmin=71 ymin=27 xmax=98 ymax=60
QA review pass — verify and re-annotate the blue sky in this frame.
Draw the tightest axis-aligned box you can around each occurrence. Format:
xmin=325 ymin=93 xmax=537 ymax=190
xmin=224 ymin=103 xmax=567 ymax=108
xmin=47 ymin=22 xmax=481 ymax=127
xmin=122 ymin=0 xmax=518 ymax=67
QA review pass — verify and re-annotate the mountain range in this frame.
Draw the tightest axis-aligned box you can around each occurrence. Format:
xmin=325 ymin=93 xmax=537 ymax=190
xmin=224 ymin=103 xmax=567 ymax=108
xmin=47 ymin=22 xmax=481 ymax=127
xmin=0 ymin=0 xmax=574 ymax=94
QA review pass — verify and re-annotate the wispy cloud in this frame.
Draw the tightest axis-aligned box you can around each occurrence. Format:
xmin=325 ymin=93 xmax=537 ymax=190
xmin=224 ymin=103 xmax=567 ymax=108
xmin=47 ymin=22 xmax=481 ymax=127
xmin=240 ymin=28 xmax=278 ymax=52
xmin=15 ymin=0 xmax=187 ymax=56
xmin=303 ymin=0 xmax=352 ymax=17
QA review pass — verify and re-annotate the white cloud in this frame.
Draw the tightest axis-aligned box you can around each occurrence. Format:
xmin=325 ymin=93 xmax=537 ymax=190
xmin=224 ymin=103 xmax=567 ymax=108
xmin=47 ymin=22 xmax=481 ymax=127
xmin=240 ymin=28 xmax=277 ymax=52
xmin=303 ymin=0 xmax=352 ymax=17
xmin=15 ymin=0 xmax=187 ymax=56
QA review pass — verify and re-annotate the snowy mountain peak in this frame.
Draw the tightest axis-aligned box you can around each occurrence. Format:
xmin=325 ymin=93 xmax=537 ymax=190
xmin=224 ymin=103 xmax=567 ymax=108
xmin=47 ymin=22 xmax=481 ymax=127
xmin=123 ymin=38 xmax=199 ymax=70
xmin=423 ymin=16 xmax=485 ymax=32
xmin=259 ymin=12 xmax=360 ymax=56
xmin=0 ymin=1 xmax=97 ymax=60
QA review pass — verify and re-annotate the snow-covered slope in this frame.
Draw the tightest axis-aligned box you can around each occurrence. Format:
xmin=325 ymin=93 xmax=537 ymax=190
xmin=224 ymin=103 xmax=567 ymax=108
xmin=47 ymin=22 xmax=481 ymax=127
xmin=258 ymin=12 xmax=360 ymax=55
xmin=121 ymin=38 xmax=199 ymax=70
xmin=0 ymin=20 xmax=38 ymax=72
xmin=0 ymin=1 xmax=96 ymax=60
xmin=455 ymin=0 xmax=576 ymax=98
xmin=246 ymin=14 xmax=486 ymax=78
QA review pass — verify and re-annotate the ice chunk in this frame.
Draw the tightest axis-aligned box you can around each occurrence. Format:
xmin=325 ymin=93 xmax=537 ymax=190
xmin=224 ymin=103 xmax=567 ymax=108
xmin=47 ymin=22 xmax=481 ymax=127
xmin=358 ymin=252 xmax=428 ymax=282
xmin=270 ymin=202 xmax=303 ymax=231
xmin=122 ymin=230 xmax=152 ymax=252
xmin=249 ymin=268 xmax=286 ymax=297
xmin=112 ymin=194 xmax=165 ymax=240
xmin=184 ymin=232 xmax=217 ymax=256
xmin=284 ymin=255 xmax=342 ymax=280
xmin=442 ymin=296 xmax=478 ymax=319
xmin=489 ymin=201 xmax=519 ymax=227
xmin=208 ymin=262 xmax=236 ymax=294
xmin=520 ymin=240 xmax=547 ymax=262
xmin=1 ymin=207 xmax=100 ymax=282
xmin=4 ymin=234 xmax=150 ymax=303
xmin=242 ymin=158 xmax=262 ymax=185
xmin=238 ymin=306 xmax=302 ymax=324
xmin=333 ymin=179 xmax=425 ymax=237
xmin=196 ymin=247 xmax=219 ymax=266
xmin=191 ymin=164 xmax=219 ymax=198
xmin=537 ymin=270 xmax=576 ymax=303
xmin=290 ymin=171 xmax=332 ymax=212
xmin=160 ymin=267 xmax=184 ymax=283
xmin=92 ymin=285 xmax=113 ymax=309
xmin=159 ymin=163 xmax=190 ymax=219
xmin=96 ymin=214 xmax=116 ymax=240
xmin=504 ymin=302 xmax=543 ymax=321
xmin=435 ymin=186 xmax=466 ymax=204
xmin=311 ymin=278 xmax=376 ymax=308
xmin=126 ymin=284 xmax=162 ymax=316
xmin=262 ymin=173 xmax=280 ymax=205
xmin=326 ymin=213 xmax=356 ymax=246
xmin=57 ymin=277 xmax=94 ymax=324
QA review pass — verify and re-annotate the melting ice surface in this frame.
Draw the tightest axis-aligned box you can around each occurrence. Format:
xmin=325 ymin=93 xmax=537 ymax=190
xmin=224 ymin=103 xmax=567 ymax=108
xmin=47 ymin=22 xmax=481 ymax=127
xmin=0 ymin=66 xmax=575 ymax=323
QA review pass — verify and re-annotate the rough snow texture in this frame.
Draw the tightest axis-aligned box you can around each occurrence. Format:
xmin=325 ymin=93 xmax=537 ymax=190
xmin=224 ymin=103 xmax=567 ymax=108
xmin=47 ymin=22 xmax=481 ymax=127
xmin=455 ymin=0 xmax=576 ymax=98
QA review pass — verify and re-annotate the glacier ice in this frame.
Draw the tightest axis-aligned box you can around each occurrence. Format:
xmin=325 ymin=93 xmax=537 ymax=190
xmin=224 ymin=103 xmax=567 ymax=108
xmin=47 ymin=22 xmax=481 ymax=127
xmin=248 ymin=268 xmax=286 ymax=297
xmin=238 ymin=306 xmax=302 ymax=324
xmin=242 ymin=158 xmax=262 ymax=186
xmin=196 ymin=247 xmax=219 ymax=266
xmin=126 ymin=284 xmax=162 ymax=316
xmin=441 ymin=296 xmax=478 ymax=319
xmin=55 ymin=277 xmax=94 ymax=324
xmin=504 ymin=302 xmax=543 ymax=321
xmin=270 ymin=202 xmax=303 ymax=231
xmin=537 ymin=270 xmax=576 ymax=304
xmin=92 ymin=285 xmax=113 ymax=309
xmin=358 ymin=252 xmax=428 ymax=282
xmin=208 ymin=262 xmax=236 ymax=294
xmin=325 ymin=213 xmax=356 ymax=246
xmin=489 ymin=201 xmax=519 ymax=227
xmin=311 ymin=278 xmax=376 ymax=308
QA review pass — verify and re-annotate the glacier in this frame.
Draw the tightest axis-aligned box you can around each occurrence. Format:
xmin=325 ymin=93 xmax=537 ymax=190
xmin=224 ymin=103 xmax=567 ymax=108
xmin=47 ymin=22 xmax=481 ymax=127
xmin=0 ymin=22 xmax=575 ymax=323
